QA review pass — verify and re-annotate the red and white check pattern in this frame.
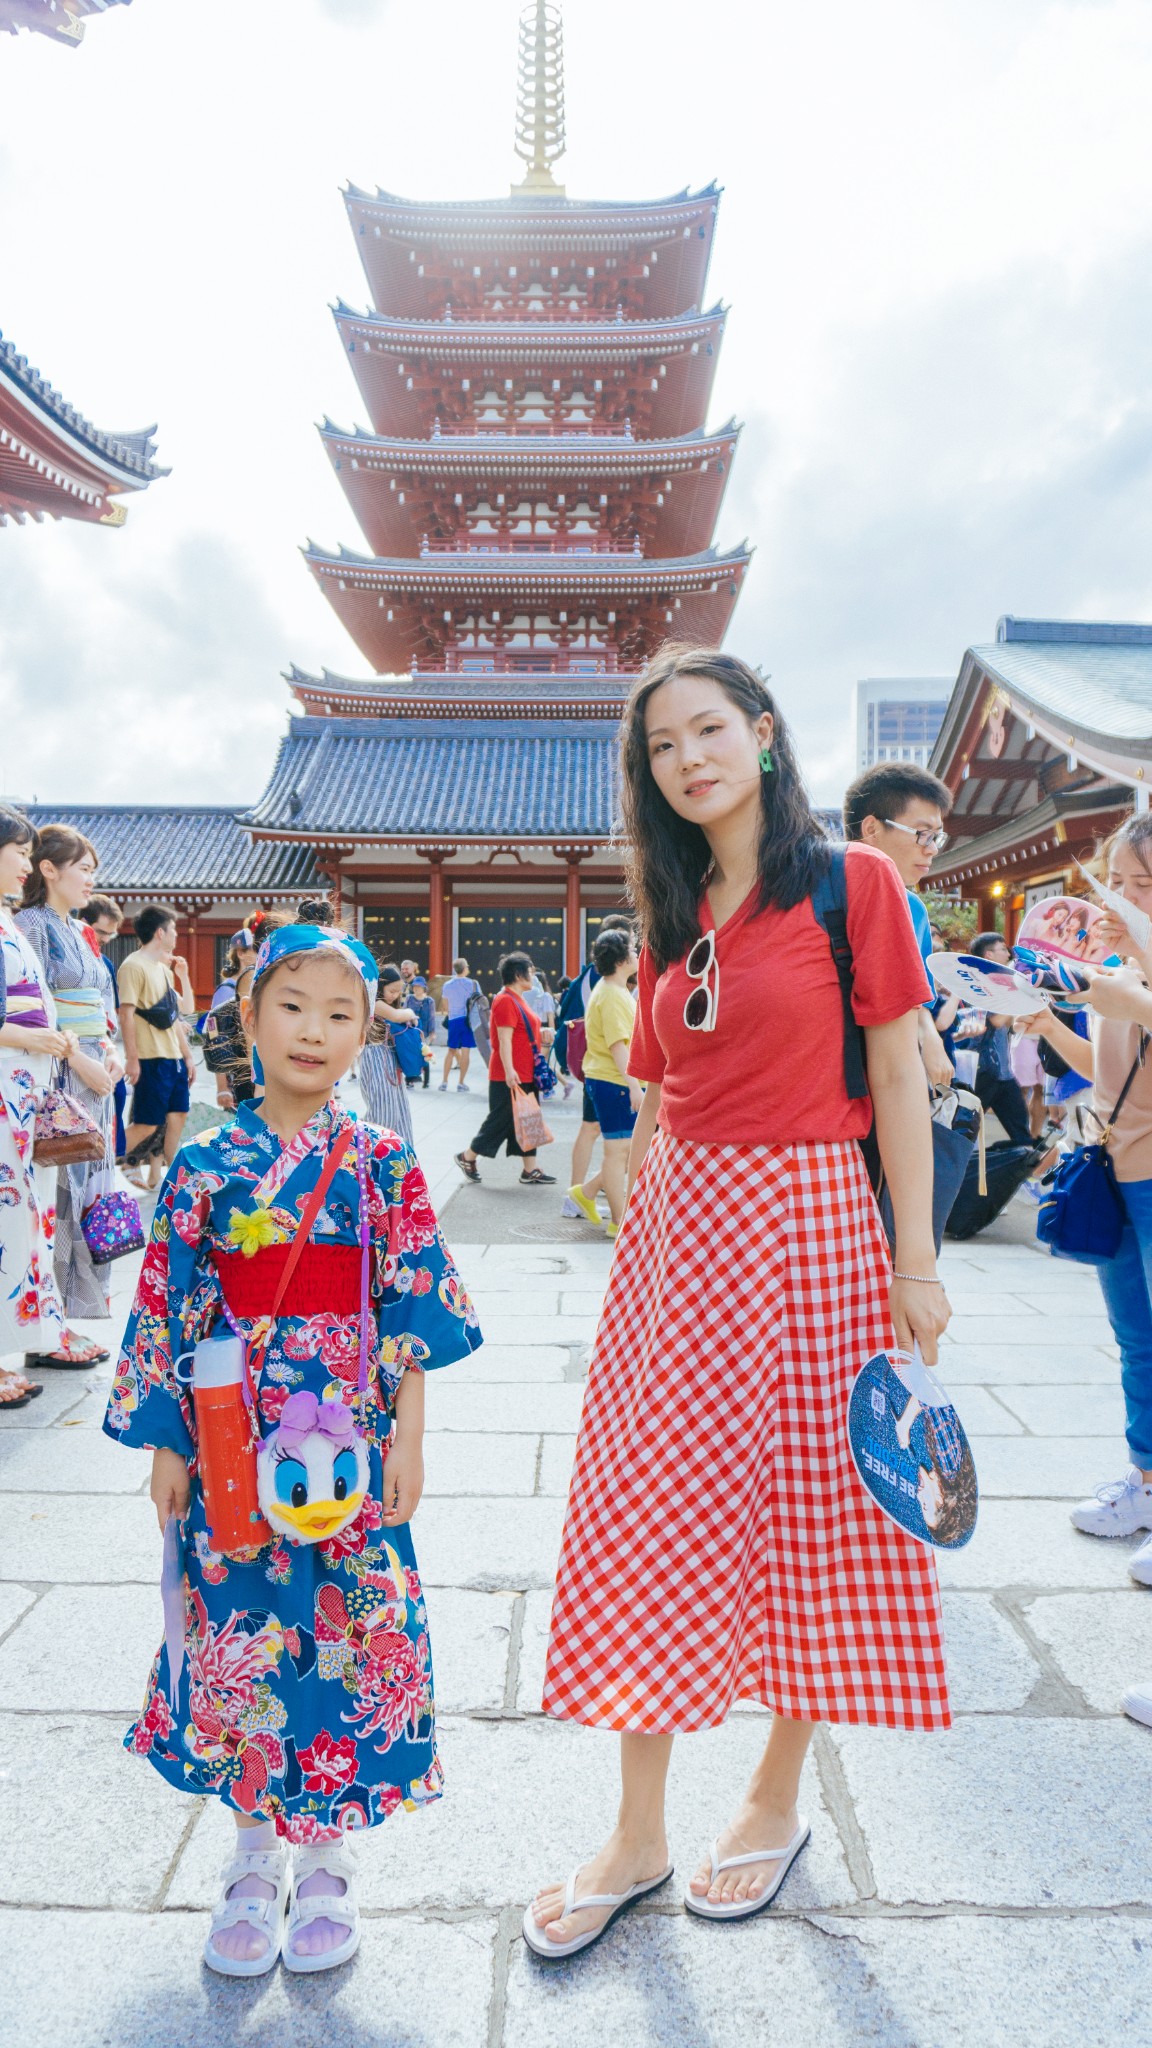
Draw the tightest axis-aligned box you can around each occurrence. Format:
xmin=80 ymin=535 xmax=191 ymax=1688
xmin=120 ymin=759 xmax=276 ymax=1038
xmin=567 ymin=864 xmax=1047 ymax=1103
xmin=542 ymin=1133 xmax=951 ymax=1733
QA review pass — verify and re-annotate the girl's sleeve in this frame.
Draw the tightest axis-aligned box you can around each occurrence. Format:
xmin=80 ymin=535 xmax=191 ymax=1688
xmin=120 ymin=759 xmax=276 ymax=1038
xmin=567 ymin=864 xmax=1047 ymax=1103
xmin=102 ymin=1158 xmax=205 ymax=1456
xmin=372 ymin=1135 xmax=482 ymax=1375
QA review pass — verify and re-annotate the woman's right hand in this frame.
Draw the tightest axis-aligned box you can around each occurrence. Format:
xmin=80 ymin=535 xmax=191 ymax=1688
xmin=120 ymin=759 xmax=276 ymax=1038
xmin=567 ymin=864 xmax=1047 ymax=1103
xmin=150 ymin=1448 xmax=191 ymax=1533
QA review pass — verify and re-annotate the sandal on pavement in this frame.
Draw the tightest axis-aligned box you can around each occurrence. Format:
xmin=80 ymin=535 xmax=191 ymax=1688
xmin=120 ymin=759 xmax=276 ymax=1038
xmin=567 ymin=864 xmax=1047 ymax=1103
xmin=282 ymin=1841 xmax=361 ymax=1975
xmin=684 ymin=1818 xmax=810 ymax=1921
xmin=202 ymin=1842 xmax=290 ymax=1979
xmin=24 ymin=1335 xmax=107 ymax=1371
xmin=522 ymin=1864 xmax=673 ymax=1960
xmin=0 ymin=1377 xmax=33 ymax=1410
xmin=454 ymin=1151 xmax=481 ymax=1182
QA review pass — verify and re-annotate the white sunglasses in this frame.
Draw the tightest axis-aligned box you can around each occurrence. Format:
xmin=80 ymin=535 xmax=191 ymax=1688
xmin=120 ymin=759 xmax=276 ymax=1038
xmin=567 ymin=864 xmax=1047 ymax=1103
xmin=684 ymin=931 xmax=719 ymax=1031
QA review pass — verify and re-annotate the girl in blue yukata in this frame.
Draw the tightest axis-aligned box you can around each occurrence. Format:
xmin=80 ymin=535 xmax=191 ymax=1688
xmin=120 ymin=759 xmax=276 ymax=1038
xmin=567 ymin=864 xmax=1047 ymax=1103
xmin=103 ymin=923 xmax=481 ymax=1978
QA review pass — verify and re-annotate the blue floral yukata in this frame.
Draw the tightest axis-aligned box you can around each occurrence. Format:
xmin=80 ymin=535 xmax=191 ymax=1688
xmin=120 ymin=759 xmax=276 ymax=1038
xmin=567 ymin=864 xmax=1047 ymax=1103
xmin=103 ymin=1101 xmax=481 ymax=1843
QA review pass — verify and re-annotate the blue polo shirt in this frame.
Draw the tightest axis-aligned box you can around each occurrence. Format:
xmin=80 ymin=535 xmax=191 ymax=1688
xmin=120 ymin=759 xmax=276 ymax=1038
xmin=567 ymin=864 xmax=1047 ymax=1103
xmin=907 ymin=891 xmax=935 ymax=1002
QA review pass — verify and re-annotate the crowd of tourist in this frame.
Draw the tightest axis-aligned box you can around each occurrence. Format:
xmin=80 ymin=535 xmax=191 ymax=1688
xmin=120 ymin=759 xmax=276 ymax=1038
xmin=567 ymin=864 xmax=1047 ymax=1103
xmin=5 ymin=633 xmax=1152 ymax=1987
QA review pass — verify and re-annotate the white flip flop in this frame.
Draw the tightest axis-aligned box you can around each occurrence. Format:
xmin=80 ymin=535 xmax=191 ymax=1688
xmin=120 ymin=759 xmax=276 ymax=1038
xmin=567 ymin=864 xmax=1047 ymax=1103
xmin=683 ymin=1817 xmax=810 ymax=1921
xmin=522 ymin=1864 xmax=674 ymax=1959
xmin=202 ymin=1842 xmax=291 ymax=1978
xmin=282 ymin=1840 xmax=361 ymax=1975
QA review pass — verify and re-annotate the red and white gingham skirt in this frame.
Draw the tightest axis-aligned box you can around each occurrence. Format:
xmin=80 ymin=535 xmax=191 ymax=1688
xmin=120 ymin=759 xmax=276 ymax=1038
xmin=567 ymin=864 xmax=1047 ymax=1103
xmin=542 ymin=1132 xmax=951 ymax=1734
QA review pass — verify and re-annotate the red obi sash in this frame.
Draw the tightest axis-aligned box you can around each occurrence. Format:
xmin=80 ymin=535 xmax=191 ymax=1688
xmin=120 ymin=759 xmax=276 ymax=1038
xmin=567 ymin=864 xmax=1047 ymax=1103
xmin=213 ymin=1242 xmax=363 ymax=1320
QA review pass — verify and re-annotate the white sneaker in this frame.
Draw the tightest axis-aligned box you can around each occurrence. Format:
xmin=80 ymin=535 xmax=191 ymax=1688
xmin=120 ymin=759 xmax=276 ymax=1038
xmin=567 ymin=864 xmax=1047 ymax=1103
xmin=1129 ymin=1532 xmax=1152 ymax=1587
xmin=1069 ymin=1468 xmax=1152 ymax=1538
xmin=560 ymin=1197 xmax=580 ymax=1219
xmin=1123 ymin=1682 xmax=1152 ymax=1727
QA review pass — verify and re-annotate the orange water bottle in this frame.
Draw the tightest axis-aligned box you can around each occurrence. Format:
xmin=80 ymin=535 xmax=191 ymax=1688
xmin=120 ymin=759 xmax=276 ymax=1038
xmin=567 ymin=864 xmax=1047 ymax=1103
xmin=192 ymin=1334 xmax=271 ymax=1553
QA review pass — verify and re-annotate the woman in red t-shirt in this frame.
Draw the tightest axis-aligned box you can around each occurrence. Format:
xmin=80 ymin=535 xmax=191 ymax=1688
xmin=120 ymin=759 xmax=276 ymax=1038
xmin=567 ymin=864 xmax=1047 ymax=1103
xmin=455 ymin=950 xmax=556 ymax=1186
xmin=525 ymin=646 xmax=952 ymax=1959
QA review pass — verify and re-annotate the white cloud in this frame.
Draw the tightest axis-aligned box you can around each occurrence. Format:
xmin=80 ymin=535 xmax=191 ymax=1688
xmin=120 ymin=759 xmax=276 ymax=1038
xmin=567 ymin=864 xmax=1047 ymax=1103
xmin=1 ymin=0 xmax=1150 ymax=805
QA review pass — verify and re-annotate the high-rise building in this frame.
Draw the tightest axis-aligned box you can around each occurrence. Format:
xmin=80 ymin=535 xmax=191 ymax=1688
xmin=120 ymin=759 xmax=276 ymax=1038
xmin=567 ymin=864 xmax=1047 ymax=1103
xmin=854 ymin=677 xmax=952 ymax=772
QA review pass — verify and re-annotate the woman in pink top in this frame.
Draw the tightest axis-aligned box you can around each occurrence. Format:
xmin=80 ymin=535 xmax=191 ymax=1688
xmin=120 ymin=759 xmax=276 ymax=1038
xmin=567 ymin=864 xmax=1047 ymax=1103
xmin=524 ymin=646 xmax=952 ymax=1959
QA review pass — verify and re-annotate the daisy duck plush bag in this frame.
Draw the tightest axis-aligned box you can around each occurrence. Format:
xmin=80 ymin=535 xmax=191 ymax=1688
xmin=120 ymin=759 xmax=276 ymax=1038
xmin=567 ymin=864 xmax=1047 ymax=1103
xmin=193 ymin=1121 xmax=376 ymax=1555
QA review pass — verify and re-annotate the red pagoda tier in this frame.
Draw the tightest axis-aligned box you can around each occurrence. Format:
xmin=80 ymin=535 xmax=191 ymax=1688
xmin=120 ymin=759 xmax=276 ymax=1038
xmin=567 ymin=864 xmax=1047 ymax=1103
xmin=319 ymin=421 xmax=738 ymax=559
xmin=0 ymin=0 xmax=131 ymax=44
xmin=0 ymin=329 xmax=165 ymax=526
xmin=250 ymin=0 xmax=753 ymax=980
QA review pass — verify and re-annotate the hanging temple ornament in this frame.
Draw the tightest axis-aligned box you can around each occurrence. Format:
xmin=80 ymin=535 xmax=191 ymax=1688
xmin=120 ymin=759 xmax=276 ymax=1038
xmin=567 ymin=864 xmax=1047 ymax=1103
xmin=513 ymin=0 xmax=567 ymax=196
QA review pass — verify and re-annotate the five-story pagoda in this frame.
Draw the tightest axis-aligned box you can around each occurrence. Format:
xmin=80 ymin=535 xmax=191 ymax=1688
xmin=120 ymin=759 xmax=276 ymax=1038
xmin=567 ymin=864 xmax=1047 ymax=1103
xmin=247 ymin=1 xmax=750 ymax=982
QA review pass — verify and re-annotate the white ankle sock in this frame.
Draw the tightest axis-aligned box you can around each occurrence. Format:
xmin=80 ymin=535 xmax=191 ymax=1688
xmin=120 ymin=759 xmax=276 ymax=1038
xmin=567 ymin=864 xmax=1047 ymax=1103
xmin=235 ymin=1819 xmax=277 ymax=1858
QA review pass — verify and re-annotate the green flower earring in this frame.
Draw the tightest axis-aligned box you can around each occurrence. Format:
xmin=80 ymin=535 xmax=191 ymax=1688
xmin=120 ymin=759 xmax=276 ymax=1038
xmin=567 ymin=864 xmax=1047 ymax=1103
xmin=758 ymin=744 xmax=775 ymax=774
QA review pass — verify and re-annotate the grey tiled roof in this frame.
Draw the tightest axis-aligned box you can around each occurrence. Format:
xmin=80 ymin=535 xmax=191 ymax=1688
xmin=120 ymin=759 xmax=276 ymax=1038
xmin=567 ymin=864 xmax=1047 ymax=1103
xmin=969 ymin=635 xmax=1152 ymax=751
xmin=243 ymin=718 xmax=619 ymax=841
xmin=22 ymin=805 xmax=321 ymax=896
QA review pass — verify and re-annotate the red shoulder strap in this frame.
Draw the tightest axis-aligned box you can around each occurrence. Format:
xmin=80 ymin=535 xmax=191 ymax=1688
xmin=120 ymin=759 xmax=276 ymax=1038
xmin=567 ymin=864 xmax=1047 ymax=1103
xmin=266 ymin=1128 xmax=350 ymax=1326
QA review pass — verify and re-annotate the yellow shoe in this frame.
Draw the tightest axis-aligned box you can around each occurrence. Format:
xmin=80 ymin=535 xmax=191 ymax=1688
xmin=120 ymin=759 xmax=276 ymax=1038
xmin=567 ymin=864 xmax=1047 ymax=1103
xmin=605 ymin=1222 xmax=620 ymax=1240
xmin=567 ymin=1184 xmax=601 ymax=1227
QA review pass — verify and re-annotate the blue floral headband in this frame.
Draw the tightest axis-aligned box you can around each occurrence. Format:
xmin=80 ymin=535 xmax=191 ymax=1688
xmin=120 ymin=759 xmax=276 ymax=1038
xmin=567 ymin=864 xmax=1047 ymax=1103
xmin=251 ymin=923 xmax=379 ymax=1009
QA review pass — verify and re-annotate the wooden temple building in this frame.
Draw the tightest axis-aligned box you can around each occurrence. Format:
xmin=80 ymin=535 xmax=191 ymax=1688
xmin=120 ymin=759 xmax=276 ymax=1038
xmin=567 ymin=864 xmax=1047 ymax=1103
xmin=245 ymin=0 xmax=747 ymax=984
xmin=929 ymin=617 xmax=1152 ymax=941
xmin=22 ymin=0 xmax=750 ymax=1000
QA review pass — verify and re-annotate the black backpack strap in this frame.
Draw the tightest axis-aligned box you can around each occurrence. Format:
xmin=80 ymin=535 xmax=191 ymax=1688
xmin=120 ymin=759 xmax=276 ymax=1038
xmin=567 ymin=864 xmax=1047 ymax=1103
xmin=810 ymin=847 xmax=869 ymax=1101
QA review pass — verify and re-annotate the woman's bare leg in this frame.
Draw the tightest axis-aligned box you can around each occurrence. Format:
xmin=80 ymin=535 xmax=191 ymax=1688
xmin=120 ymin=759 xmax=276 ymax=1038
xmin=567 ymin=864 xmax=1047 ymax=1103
xmin=597 ymin=1137 xmax=629 ymax=1225
xmin=529 ymin=1731 xmax=673 ymax=1945
xmin=688 ymin=1716 xmax=815 ymax=1907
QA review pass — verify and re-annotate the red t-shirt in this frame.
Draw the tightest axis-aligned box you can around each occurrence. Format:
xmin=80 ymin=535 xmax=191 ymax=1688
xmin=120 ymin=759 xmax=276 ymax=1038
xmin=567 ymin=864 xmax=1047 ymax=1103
xmin=628 ymin=841 xmax=930 ymax=1146
xmin=488 ymin=987 xmax=542 ymax=1084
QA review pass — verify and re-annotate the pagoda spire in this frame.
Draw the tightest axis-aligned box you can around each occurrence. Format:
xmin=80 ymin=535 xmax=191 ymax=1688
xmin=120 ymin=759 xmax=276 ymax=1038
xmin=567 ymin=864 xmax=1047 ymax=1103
xmin=512 ymin=0 xmax=566 ymax=197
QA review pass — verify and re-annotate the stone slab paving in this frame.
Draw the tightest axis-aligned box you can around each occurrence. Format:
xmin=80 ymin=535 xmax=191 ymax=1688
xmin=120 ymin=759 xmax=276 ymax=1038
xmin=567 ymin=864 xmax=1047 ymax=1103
xmin=3 ymin=1086 xmax=1151 ymax=2046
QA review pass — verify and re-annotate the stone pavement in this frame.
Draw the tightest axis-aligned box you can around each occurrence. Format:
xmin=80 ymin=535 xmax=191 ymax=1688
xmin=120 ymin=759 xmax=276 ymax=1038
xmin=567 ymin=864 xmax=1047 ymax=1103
xmin=2 ymin=1079 xmax=1150 ymax=2047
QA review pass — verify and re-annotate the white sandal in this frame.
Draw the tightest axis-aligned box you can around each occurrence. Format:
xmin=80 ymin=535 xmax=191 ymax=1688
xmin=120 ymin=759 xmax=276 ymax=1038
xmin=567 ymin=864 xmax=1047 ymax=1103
xmin=522 ymin=1864 xmax=674 ymax=1960
xmin=282 ymin=1841 xmax=361 ymax=1975
xmin=683 ymin=1817 xmax=810 ymax=1921
xmin=202 ymin=1843 xmax=290 ymax=1978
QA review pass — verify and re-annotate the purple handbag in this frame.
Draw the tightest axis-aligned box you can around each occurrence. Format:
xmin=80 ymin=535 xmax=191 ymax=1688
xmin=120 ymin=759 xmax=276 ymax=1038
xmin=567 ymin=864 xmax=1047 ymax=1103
xmin=81 ymin=1190 xmax=145 ymax=1265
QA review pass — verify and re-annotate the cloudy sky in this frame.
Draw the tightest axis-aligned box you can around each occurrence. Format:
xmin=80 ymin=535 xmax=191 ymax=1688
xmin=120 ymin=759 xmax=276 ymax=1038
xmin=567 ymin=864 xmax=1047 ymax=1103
xmin=2 ymin=0 xmax=1150 ymax=807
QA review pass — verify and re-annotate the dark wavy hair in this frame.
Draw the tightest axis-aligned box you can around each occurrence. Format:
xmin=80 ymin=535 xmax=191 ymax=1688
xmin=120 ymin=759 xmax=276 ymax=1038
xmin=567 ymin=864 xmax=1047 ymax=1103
xmin=620 ymin=645 xmax=831 ymax=970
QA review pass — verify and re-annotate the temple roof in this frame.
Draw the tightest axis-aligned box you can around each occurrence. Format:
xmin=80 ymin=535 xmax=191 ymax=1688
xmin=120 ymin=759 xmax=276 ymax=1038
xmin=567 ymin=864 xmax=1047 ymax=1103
xmin=319 ymin=420 xmax=738 ymax=471
xmin=345 ymin=182 xmax=719 ymax=228
xmin=306 ymin=539 xmax=749 ymax=586
xmin=347 ymin=185 xmax=720 ymax=323
xmin=285 ymin=664 xmax=632 ymax=721
xmin=0 ymin=329 xmax=166 ymax=523
xmin=931 ymin=618 xmax=1152 ymax=795
xmin=244 ymin=716 xmax=619 ymax=842
xmin=0 ymin=0 xmax=130 ymax=42
xmin=21 ymin=804 xmax=320 ymax=898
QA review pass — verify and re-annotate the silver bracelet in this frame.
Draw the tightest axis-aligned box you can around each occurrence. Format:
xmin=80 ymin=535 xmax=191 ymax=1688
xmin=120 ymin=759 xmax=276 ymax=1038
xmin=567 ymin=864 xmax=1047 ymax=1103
xmin=892 ymin=1271 xmax=942 ymax=1285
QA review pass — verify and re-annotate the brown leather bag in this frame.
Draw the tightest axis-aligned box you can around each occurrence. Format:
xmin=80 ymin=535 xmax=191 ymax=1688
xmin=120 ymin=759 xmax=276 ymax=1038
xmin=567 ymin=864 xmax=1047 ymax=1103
xmin=33 ymin=1075 xmax=105 ymax=1165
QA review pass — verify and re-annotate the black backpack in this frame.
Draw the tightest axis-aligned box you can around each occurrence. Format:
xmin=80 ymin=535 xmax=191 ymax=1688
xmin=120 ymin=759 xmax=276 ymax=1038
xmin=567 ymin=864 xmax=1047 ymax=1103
xmin=810 ymin=845 xmax=869 ymax=1104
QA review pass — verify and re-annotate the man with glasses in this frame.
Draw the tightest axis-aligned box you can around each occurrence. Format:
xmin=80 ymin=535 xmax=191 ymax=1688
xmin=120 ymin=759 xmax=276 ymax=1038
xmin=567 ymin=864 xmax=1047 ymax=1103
xmin=842 ymin=762 xmax=954 ymax=1088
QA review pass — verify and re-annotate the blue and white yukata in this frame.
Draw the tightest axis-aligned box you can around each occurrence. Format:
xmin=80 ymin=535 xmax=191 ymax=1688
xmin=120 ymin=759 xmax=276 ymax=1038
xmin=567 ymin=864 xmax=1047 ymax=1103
xmin=103 ymin=1100 xmax=481 ymax=1841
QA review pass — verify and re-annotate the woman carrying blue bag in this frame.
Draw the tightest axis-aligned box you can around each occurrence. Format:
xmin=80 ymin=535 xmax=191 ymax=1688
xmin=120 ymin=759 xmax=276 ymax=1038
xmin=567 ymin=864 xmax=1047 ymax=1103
xmin=1021 ymin=811 xmax=1152 ymax=1595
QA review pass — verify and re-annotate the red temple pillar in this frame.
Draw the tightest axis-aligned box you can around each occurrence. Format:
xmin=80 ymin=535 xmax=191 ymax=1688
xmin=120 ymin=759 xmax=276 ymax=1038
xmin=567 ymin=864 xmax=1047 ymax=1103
xmin=416 ymin=847 xmax=457 ymax=976
xmin=556 ymin=847 xmax=592 ymax=977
